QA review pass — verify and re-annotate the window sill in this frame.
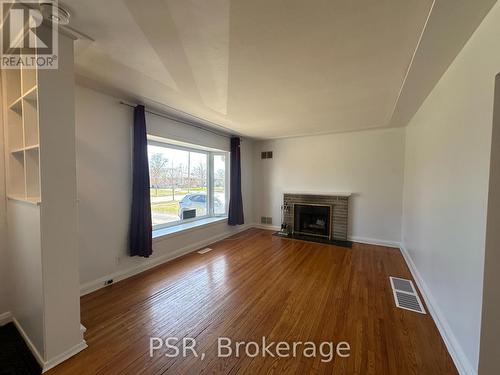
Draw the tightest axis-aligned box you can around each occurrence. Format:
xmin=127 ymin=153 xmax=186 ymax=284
xmin=153 ymin=216 xmax=228 ymax=242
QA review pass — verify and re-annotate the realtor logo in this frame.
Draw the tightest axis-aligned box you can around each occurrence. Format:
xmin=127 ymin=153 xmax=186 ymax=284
xmin=1 ymin=0 xmax=58 ymax=69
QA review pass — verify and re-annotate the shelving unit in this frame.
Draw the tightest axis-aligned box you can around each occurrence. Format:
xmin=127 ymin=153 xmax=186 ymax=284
xmin=3 ymin=64 xmax=40 ymax=204
xmin=1 ymin=24 xmax=83 ymax=366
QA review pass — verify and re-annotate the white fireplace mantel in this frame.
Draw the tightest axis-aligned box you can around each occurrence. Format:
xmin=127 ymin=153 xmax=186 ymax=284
xmin=283 ymin=191 xmax=352 ymax=197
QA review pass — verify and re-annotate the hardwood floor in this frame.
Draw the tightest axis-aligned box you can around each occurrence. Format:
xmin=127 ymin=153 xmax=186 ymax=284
xmin=48 ymin=229 xmax=457 ymax=375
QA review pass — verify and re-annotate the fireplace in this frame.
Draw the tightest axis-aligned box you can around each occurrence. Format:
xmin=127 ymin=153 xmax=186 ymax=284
xmin=293 ymin=204 xmax=331 ymax=239
xmin=278 ymin=193 xmax=351 ymax=247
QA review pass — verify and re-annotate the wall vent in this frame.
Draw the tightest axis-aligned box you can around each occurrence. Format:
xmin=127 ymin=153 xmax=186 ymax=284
xmin=389 ymin=277 xmax=426 ymax=314
xmin=260 ymin=216 xmax=273 ymax=225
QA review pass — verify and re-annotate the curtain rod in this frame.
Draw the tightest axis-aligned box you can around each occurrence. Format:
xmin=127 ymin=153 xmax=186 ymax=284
xmin=119 ymin=100 xmax=239 ymax=139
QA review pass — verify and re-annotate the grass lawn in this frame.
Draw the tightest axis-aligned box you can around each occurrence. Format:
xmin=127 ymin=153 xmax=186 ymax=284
xmin=151 ymin=200 xmax=179 ymax=215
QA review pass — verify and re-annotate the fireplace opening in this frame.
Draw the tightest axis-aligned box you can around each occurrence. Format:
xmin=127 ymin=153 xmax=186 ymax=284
xmin=294 ymin=204 xmax=331 ymax=238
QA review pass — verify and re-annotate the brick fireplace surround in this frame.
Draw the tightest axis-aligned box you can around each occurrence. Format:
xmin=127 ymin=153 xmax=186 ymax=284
xmin=283 ymin=193 xmax=350 ymax=241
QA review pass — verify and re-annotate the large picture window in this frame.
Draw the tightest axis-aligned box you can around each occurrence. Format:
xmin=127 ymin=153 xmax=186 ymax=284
xmin=148 ymin=140 xmax=229 ymax=229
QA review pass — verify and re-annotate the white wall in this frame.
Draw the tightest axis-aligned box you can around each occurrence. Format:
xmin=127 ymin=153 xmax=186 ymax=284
xmin=75 ymin=85 xmax=254 ymax=290
xmin=7 ymin=202 xmax=44 ymax=353
xmin=401 ymin=2 xmax=500 ymax=373
xmin=253 ymin=128 xmax=405 ymax=245
xmin=479 ymin=74 xmax=500 ymax=375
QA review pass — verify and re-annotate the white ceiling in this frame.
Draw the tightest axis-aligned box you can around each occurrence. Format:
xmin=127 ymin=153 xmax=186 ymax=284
xmin=63 ymin=0 xmax=495 ymax=139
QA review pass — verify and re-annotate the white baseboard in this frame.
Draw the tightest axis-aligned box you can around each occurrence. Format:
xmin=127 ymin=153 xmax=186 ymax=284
xmin=11 ymin=316 xmax=45 ymax=369
xmin=399 ymin=244 xmax=476 ymax=375
xmin=349 ymin=236 xmax=401 ymax=248
xmin=42 ymin=340 xmax=88 ymax=373
xmin=0 ymin=311 xmax=13 ymax=326
xmin=1 ymin=312 xmax=87 ymax=372
xmin=253 ymin=224 xmax=281 ymax=231
xmin=80 ymin=224 xmax=252 ymax=296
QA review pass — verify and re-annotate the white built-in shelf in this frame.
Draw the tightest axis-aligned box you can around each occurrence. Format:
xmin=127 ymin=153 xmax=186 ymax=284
xmin=9 ymin=96 xmax=23 ymax=114
xmin=8 ymin=85 xmax=37 ymax=112
xmin=23 ymin=86 xmax=37 ymax=102
xmin=10 ymin=147 xmax=25 ymax=155
xmin=7 ymin=194 xmax=41 ymax=206
xmin=26 ymin=196 xmax=41 ymax=205
xmin=4 ymin=67 xmax=40 ymax=205
xmin=10 ymin=144 xmax=39 ymax=154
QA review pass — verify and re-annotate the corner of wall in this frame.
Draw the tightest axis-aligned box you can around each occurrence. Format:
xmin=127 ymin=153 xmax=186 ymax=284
xmin=478 ymin=72 xmax=500 ymax=375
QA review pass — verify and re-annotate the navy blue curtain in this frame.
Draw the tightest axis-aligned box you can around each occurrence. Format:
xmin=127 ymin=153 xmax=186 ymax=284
xmin=129 ymin=105 xmax=153 ymax=257
xmin=228 ymin=137 xmax=244 ymax=225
